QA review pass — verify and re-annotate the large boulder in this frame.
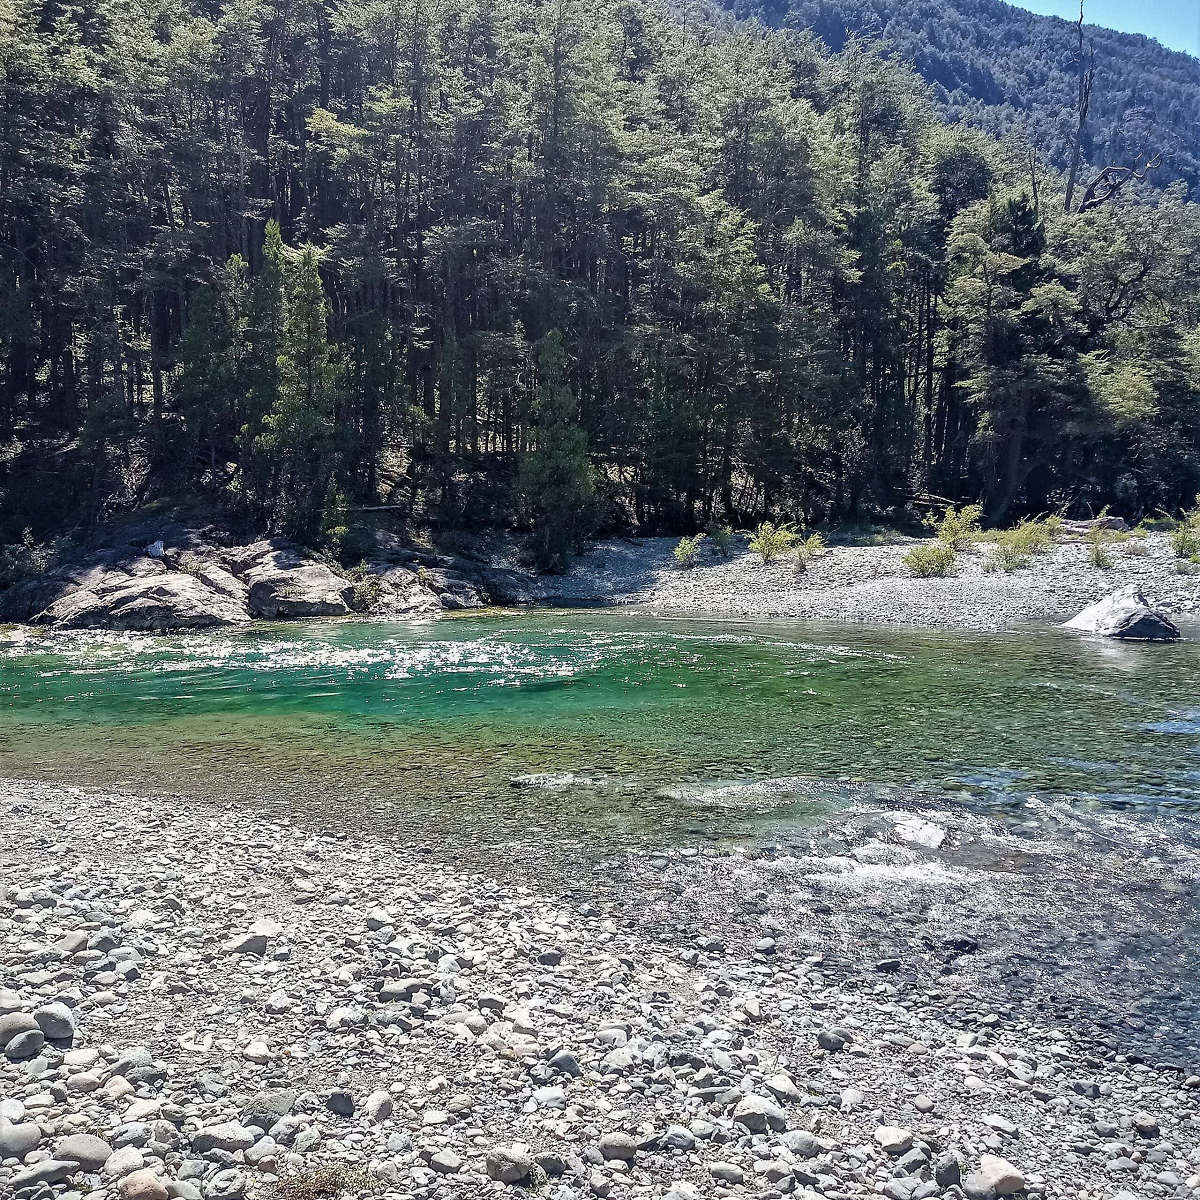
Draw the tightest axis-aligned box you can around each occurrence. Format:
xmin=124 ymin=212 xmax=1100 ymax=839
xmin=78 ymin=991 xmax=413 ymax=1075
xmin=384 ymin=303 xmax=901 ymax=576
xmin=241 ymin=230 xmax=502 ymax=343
xmin=33 ymin=573 xmax=250 ymax=631
xmin=364 ymin=564 xmax=440 ymax=617
xmin=235 ymin=542 xmax=353 ymax=619
xmin=1064 ymin=584 xmax=1179 ymax=641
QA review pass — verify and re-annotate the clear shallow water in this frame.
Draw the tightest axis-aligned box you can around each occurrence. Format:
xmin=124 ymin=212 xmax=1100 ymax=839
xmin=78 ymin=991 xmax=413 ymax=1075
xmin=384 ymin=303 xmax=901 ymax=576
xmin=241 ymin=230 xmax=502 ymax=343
xmin=3 ymin=612 xmax=1199 ymax=1061
xmin=1 ymin=611 xmax=1198 ymax=843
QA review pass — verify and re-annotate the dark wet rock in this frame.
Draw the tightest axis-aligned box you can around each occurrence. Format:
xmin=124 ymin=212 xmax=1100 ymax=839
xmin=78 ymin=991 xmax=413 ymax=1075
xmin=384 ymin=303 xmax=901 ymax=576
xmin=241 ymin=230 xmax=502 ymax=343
xmin=240 ymin=1090 xmax=295 ymax=1130
xmin=935 ymin=1150 xmax=963 ymax=1187
xmin=1064 ymin=584 xmax=1179 ymax=641
xmin=0 ymin=1011 xmax=39 ymax=1049
xmin=481 ymin=567 xmax=542 ymax=605
xmin=3 ymin=1027 xmax=46 ymax=1060
xmin=817 ymin=1027 xmax=845 ymax=1051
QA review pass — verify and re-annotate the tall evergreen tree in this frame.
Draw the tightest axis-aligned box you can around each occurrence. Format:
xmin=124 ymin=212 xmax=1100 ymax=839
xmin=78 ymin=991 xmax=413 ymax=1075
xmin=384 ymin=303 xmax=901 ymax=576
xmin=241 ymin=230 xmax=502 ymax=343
xmin=515 ymin=331 xmax=596 ymax=571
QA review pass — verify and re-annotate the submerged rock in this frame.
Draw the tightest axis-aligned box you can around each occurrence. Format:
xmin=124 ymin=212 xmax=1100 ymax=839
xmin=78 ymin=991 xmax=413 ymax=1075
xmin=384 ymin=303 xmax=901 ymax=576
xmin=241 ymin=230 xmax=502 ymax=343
xmin=1064 ymin=584 xmax=1179 ymax=641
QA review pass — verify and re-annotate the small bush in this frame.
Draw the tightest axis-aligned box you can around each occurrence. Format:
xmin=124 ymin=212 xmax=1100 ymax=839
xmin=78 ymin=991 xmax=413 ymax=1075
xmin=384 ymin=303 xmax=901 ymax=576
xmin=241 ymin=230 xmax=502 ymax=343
xmin=177 ymin=551 xmax=206 ymax=578
xmin=1170 ymin=499 xmax=1200 ymax=558
xmin=344 ymin=561 xmax=384 ymax=612
xmin=1005 ymin=519 xmax=1054 ymax=556
xmin=705 ymin=521 xmax=734 ymax=558
xmin=1085 ymin=526 xmax=1114 ymax=568
xmin=925 ymin=503 xmax=982 ymax=550
xmin=794 ymin=533 xmax=828 ymax=572
xmin=1123 ymin=538 xmax=1150 ymax=557
xmin=749 ymin=521 xmax=799 ymax=564
xmin=1172 ymin=525 xmax=1200 ymax=558
xmin=674 ymin=533 xmax=706 ymax=569
xmin=987 ymin=541 xmax=1030 ymax=573
xmin=904 ymin=542 xmax=956 ymax=576
xmin=0 ymin=529 xmax=60 ymax=588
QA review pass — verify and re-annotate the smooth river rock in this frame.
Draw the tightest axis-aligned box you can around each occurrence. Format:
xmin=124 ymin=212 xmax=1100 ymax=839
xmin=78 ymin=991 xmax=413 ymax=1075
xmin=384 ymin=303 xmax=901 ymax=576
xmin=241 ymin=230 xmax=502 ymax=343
xmin=35 ymin=573 xmax=250 ymax=631
xmin=1064 ymin=584 xmax=1179 ymax=641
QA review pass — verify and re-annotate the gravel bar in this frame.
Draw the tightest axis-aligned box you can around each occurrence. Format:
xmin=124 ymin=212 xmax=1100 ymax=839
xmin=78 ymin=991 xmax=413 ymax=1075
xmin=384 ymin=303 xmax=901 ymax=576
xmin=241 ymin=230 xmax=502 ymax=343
xmin=529 ymin=534 xmax=1199 ymax=630
xmin=3 ymin=782 xmax=1200 ymax=1200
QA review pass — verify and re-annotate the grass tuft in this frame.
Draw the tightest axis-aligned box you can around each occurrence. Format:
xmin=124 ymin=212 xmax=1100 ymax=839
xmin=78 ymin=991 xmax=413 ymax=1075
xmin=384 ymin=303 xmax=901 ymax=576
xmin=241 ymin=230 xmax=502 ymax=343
xmin=904 ymin=542 xmax=956 ymax=576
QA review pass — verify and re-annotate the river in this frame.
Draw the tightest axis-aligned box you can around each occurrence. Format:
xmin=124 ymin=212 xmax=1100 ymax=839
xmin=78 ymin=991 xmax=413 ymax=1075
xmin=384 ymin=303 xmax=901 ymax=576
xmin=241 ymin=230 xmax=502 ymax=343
xmin=2 ymin=612 xmax=1198 ymax=1064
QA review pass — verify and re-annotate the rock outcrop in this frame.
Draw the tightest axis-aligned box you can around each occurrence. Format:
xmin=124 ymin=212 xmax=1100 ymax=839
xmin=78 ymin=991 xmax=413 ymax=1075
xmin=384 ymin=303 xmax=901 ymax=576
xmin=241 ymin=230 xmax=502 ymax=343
xmin=1064 ymin=584 xmax=1180 ymax=641
xmin=2 ymin=524 xmax=535 ymax=630
xmin=232 ymin=541 xmax=355 ymax=619
xmin=35 ymin=574 xmax=251 ymax=632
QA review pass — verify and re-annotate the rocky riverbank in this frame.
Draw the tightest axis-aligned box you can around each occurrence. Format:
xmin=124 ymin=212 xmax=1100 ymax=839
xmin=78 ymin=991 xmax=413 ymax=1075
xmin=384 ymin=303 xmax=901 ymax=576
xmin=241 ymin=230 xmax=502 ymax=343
xmin=529 ymin=533 xmax=1200 ymax=631
xmin=0 ymin=524 xmax=535 ymax=632
xmin=3 ymin=781 xmax=1199 ymax=1200
xmin=5 ymin=519 xmax=1195 ymax=634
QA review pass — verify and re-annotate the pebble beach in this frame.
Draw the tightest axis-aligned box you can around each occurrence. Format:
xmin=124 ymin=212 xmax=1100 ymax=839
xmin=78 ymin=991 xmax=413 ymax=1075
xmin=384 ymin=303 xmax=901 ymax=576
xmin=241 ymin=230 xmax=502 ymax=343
xmin=3 ymin=782 xmax=1199 ymax=1200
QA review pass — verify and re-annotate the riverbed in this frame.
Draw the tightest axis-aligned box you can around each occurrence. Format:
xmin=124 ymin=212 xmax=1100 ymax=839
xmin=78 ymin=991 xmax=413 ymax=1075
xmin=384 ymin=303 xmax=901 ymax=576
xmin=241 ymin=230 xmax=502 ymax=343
xmin=3 ymin=612 xmax=1200 ymax=1200
xmin=3 ymin=612 xmax=1199 ymax=1063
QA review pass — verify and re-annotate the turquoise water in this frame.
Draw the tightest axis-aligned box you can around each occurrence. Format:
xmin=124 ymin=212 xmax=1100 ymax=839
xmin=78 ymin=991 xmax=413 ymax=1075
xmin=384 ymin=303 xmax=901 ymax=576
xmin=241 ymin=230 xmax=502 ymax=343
xmin=0 ymin=612 xmax=1197 ymax=846
xmin=4 ymin=612 xmax=1199 ymax=1059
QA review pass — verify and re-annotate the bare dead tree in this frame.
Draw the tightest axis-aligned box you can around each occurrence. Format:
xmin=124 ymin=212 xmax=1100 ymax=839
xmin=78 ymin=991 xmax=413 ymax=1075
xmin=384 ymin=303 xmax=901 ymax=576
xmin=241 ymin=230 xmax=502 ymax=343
xmin=1063 ymin=1 xmax=1094 ymax=214
xmin=1076 ymin=152 xmax=1164 ymax=211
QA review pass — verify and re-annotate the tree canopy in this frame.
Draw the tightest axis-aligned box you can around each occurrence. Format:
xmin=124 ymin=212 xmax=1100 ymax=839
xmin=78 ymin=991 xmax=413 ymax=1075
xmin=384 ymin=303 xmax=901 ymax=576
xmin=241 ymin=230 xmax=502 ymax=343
xmin=2 ymin=0 xmax=1199 ymax=550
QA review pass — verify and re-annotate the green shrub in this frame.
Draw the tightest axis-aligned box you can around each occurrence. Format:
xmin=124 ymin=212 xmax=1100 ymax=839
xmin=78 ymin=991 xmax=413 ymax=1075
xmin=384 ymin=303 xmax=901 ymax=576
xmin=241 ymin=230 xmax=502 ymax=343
xmin=1170 ymin=498 xmax=1200 ymax=558
xmin=177 ymin=551 xmax=206 ymax=578
xmin=0 ymin=529 xmax=60 ymax=588
xmin=748 ymin=521 xmax=799 ymax=564
xmin=674 ymin=533 xmax=706 ymax=569
xmin=987 ymin=540 xmax=1030 ymax=573
xmin=1171 ymin=525 xmax=1200 ymax=558
xmin=1085 ymin=526 xmax=1114 ymax=568
xmin=924 ymin=503 xmax=982 ymax=550
xmin=705 ymin=521 xmax=734 ymax=558
xmin=904 ymin=542 xmax=956 ymax=576
xmin=344 ymin=561 xmax=384 ymax=612
xmin=794 ymin=533 xmax=828 ymax=572
xmin=1005 ymin=519 xmax=1054 ymax=556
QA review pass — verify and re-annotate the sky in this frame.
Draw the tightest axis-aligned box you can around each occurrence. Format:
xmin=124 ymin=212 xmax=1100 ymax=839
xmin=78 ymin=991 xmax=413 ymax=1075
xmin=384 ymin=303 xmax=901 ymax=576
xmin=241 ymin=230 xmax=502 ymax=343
xmin=1015 ymin=0 xmax=1200 ymax=55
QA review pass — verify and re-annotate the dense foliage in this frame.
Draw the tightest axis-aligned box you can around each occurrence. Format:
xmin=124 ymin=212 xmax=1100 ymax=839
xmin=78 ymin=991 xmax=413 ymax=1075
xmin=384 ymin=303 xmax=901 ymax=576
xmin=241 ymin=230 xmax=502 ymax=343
xmin=725 ymin=0 xmax=1200 ymax=195
xmin=2 ymin=0 xmax=1200 ymax=554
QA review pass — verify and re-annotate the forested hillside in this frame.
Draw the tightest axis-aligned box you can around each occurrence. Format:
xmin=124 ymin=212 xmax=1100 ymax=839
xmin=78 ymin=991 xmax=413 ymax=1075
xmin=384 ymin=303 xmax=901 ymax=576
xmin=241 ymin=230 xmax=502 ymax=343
xmin=725 ymin=0 xmax=1200 ymax=194
xmin=2 ymin=0 xmax=1200 ymax=570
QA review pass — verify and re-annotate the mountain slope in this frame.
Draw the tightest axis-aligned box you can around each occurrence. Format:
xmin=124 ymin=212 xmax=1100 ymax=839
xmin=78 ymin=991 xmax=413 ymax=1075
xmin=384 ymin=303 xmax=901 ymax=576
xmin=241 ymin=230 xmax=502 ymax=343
xmin=719 ymin=0 xmax=1200 ymax=193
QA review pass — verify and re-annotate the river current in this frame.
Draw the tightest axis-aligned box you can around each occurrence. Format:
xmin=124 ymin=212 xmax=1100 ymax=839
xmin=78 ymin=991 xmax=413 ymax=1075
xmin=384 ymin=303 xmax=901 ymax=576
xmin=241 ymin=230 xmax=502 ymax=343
xmin=2 ymin=612 xmax=1198 ymax=1062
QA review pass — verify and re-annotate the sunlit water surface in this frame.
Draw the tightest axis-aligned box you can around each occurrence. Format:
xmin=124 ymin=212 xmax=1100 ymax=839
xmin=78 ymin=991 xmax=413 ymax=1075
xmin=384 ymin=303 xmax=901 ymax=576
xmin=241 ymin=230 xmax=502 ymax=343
xmin=3 ymin=612 xmax=1199 ymax=1060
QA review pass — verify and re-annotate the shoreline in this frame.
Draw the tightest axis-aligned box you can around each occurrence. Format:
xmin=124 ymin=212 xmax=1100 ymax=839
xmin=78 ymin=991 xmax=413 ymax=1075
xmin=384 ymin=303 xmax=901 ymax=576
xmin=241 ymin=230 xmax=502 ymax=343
xmin=2 ymin=523 xmax=1197 ymax=636
xmin=3 ymin=781 xmax=1199 ymax=1200
xmin=527 ymin=532 xmax=1199 ymax=632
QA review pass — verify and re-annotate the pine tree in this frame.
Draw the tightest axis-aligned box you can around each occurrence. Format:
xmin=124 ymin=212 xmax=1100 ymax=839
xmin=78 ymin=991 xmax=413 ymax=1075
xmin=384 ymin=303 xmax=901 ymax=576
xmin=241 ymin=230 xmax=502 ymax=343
xmin=515 ymin=331 xmax=596 ymax=571
xmin=255 ymin=245 xmax=345 ymax=541
xmin=176 ymin=256 xmax=249 ymax=489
